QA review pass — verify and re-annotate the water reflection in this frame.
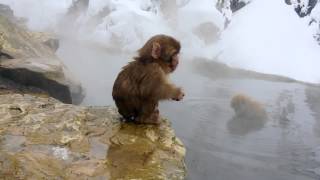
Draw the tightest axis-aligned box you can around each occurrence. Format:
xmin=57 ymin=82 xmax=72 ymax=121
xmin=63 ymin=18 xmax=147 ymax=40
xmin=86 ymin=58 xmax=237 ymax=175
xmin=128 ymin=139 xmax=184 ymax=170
xmin=227 ymin=115 xmax=267 ymax=136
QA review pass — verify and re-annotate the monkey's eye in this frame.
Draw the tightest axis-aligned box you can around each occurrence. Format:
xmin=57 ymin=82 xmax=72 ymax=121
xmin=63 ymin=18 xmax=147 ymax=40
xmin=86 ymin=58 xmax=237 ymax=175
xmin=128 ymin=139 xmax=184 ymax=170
xmin=164 ymin=52 xmax=178 ymax=63
xmin=172 ymin=54 xmax=179 ymax=59
xmin=170 ymin=54 xmax=179 ymax=62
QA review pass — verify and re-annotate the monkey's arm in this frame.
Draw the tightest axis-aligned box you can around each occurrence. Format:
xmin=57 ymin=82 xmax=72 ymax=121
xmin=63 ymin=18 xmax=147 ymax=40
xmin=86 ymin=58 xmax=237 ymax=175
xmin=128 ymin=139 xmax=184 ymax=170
xmin=139 ymin=64 xmax=181 ymax=101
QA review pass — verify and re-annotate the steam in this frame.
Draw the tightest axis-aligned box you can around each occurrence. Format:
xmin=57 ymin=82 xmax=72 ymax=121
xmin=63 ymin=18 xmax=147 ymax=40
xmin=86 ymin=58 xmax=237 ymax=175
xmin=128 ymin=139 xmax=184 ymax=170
xmin=1 ymin=0 xmax=320 ymax=104
xmin=0 ymin=0 xmax=72 ymax=31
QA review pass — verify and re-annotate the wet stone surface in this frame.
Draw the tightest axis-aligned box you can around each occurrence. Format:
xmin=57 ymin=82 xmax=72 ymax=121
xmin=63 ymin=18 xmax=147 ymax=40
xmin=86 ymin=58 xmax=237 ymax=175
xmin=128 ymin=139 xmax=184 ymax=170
xmin=0 ymin=93 xmax=186 ymax=179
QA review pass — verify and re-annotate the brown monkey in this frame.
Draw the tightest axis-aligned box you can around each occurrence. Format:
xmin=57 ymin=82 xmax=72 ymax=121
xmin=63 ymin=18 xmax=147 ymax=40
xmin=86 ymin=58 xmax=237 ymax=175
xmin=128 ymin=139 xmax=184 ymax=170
xmin=230 ymin=94 xmax=267 ymax=119
xmin=112 ymin=34 xmax=184 ymax=124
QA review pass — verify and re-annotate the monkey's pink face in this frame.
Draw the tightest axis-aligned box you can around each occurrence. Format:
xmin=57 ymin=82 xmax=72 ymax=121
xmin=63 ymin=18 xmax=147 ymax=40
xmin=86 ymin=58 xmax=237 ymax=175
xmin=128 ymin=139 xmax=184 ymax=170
xmin=170 ymin=54 xmax=179 ymax=72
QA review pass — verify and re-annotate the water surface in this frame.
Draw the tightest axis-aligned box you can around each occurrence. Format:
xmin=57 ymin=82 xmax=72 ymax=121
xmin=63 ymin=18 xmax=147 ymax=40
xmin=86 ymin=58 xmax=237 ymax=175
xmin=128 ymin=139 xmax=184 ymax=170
xmin=57 ymin=40 xmax=320 ymax=180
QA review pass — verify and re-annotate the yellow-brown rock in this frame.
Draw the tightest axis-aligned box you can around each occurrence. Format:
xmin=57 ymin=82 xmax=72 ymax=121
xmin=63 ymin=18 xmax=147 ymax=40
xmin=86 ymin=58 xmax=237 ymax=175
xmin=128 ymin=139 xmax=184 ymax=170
xmin=0 ymin=93 xmax=186 ymax=180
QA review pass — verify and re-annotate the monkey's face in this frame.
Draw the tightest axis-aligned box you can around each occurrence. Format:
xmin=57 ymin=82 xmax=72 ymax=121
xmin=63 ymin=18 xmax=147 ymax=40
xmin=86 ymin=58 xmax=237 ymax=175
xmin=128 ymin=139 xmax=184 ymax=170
xmin=170 ymin=54 xmax=179 ymax=72
xmin=163 ymin=47 xmax=180 ymax=73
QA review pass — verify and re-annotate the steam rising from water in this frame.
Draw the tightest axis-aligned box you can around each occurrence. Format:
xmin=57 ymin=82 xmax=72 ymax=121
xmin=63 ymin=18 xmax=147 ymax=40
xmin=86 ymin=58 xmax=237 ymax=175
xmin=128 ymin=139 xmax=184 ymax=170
xmin=0 ymin=0 xmax=225 ymax=104
xmin=1 ymin=0 xmax=320 ymax=105
xmin=0 ymin=0 xmax=72 ymax=30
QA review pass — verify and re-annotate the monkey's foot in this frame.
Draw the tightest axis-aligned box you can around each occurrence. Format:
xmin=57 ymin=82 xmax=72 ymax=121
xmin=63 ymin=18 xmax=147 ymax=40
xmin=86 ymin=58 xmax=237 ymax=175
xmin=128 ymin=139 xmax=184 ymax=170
xmin=136 ymin=111 xmax=160 ymax=125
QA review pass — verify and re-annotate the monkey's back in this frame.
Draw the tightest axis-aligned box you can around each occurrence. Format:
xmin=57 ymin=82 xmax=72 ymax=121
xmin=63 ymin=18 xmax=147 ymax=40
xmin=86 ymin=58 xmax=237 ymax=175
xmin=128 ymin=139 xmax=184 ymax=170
xmin=113 ymin=61 xmax=140 ymax=99
xmin=112 ymin=61 xmax=164 ymax=99
xmin=112 ymin=61 xmax=164 ymax=120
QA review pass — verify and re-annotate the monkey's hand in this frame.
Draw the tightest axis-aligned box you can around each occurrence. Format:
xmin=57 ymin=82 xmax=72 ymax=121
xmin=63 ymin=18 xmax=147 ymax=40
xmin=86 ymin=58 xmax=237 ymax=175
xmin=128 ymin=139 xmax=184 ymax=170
xmin=172 ymin=88 xmax=185 ymax=101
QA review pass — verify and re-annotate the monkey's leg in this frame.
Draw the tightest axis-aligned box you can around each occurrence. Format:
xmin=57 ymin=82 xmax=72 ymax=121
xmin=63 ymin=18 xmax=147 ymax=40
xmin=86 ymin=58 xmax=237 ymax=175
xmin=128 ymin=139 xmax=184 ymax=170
xmin=115 ymin=99 xmax=137 ymax=121
xmin=136 ymin=102 xmax=160 ymax=124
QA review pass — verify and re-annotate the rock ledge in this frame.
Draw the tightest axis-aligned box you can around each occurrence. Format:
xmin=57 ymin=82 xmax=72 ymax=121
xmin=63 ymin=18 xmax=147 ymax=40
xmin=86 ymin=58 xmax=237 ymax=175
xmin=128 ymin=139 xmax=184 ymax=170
xmin=0 ymin=93 xmax=186 ymax=179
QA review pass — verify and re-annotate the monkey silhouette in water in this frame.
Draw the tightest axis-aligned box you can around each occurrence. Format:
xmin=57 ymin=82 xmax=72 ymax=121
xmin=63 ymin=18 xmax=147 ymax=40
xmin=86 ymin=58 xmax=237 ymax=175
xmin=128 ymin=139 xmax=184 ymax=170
xmin=112 ymin=34 xmax=184 ymax=124
xmin=230 ymin=94 xmax=267 ymax=119
xmin=228 ymin=94 xmax=268 ymax=135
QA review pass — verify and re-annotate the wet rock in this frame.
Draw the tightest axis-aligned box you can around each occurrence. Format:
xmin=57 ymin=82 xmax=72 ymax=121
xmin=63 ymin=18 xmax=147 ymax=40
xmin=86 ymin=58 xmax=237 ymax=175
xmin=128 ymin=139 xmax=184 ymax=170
xmin=0 ymin=15 xmax=84 ymax=104
xmin=0 ymin=93 xmax=186 ymax=179
xmin=108 ymin=121 xmax=186 ymax=179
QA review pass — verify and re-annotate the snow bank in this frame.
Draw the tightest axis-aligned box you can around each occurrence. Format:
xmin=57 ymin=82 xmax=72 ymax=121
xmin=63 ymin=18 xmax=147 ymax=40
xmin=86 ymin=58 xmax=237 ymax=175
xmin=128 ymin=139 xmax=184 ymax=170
xmin=2 ymin=0 xmax=320 ymax=83
xmin=219 ymin=0 xmax=320 ymax=83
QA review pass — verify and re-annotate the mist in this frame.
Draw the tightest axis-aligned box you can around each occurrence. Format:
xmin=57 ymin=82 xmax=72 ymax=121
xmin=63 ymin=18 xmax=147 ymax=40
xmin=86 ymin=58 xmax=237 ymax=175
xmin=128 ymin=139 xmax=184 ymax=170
xmin=0 ymin=0 xmax=227 ymax=105
xmin=1 ymin=0 xmax=319 ymax=91
xmin=2 ymin=1 xmax=320 ymax=179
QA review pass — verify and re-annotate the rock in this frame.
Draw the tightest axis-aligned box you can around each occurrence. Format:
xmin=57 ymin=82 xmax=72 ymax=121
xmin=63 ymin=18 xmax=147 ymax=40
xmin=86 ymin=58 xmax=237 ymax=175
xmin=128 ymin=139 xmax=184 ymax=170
xmin=65 ymin=0 xmax=89 ymax=22
xmin=108 ymin=121 xmax=186 ymax=179
xmin=0 ymin=73 xmax=49 ymax=97
xmin=86 ymin=6 xmax=112 ymax=30
xmin=285 ymin=0 xmax=318 ymax=17
xmin=30 ymin=32 xmax=60 ymax=52
xmin=0 ymin=16 xmax=55 ymax=59
xmin=0 ymin=15 xmax=84 ymax=104
xmin=0 ymin=58 xmax=83 ymax=104
xmin=0 ymin=4 xmax=14 ymax=23
xmin=68 ymin=0 xmax=89 ymax=15
xmin=160 ymin=0 xmax=178 ymax=20
xmin=216 ymin=0 xmax=248 ymax=13
xmin=192 ymin=58 xmax=300 ymax=83
xmin=229 ymin=0 xmax=248 ymax=12
xmin=193 ymin=22 xmax=220 ymax=44
xmin=0 ymin=93 xmax=186 ymax=179
xmin=0 ymin=4 xmax=26 ymax=25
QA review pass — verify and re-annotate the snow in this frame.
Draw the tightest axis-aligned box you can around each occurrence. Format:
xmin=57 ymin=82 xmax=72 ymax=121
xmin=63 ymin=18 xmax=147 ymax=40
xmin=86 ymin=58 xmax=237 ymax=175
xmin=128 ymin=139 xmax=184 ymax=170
xmin=87 ymin=0 xmax=111 ymax=16
xmin=310 ymin=3 xmax=320 ymax=34
xmin=70 ymin=0 xmax=172 ymax=51
xmin=218 ymin=0 xmax=320 ymax=83
xmin=1 ymin=0 xmax=320 ymax=83
xmin=177 ymin=0 xmax=224 ymax=58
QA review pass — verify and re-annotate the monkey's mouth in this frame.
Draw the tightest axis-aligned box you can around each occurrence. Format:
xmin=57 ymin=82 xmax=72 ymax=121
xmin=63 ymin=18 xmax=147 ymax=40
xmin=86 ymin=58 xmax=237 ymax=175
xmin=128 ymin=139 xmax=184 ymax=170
xmin=169 ymin=66 xmax=175 ymax=72
xmin=170 ymin=64 xmax=178 ymax=72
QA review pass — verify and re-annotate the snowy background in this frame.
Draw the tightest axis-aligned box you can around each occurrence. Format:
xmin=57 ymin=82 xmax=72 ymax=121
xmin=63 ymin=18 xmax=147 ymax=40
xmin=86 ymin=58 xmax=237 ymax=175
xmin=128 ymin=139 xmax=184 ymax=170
xmin=1 ymin=0 xmax=320 ymax=83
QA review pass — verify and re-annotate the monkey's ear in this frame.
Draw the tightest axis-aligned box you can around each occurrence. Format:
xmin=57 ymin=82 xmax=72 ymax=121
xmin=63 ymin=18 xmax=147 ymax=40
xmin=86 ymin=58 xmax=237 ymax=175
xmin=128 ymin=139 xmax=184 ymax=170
xmin=151 ymin=42 xmax=161 ymax=59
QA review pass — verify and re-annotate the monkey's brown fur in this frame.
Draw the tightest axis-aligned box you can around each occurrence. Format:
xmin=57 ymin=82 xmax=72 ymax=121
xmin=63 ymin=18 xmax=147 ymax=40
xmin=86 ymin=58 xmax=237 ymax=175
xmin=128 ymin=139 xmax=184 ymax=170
xmin=112 ymin=34 xmax=184 ymax=124
xmin=231 ymin=94 xmax=267 ymax=119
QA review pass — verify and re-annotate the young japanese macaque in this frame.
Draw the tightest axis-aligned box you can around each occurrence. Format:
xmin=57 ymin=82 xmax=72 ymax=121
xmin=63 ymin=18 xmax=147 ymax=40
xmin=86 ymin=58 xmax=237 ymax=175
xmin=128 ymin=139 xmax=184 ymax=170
xmin=231 ymin=94 xmax=267 ymax=120
xmin=112 ymin=34 xmax=184 ymax=124
xmin=228 ymin=94 xmax=268 ymax=135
